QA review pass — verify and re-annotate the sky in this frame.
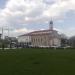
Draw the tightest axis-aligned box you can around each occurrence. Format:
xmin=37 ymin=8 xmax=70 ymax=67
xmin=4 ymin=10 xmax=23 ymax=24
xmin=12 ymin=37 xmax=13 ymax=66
xmin=0 ymin=0 xmax=75 ymax=37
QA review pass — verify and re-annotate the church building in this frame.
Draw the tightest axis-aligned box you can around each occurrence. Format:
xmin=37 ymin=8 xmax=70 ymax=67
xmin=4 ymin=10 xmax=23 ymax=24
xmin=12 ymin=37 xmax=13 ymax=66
xmin=18 ymin=20 xmax=61 ymax=47
xmin=30 ymin=20 xmax=61 ymax=47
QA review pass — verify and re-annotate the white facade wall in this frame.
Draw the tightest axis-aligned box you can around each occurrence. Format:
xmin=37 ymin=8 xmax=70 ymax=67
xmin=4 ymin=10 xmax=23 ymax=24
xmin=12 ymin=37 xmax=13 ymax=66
xmin=18 ymin=36 xmax=31 ymax=43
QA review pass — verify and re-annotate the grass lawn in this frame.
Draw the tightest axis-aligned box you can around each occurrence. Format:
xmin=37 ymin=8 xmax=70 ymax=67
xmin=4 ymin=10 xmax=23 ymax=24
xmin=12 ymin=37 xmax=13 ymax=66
xmin=0 ymin=48 xmax=75 ymax=75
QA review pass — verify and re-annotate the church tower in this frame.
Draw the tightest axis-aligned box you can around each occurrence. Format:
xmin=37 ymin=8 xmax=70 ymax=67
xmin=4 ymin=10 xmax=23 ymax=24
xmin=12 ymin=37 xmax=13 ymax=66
xmin=49 ymin=20 xmax=53 ymax=30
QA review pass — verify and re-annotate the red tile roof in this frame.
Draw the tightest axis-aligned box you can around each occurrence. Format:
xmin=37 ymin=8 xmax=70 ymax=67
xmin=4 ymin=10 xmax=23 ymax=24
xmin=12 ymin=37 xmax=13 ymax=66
xmin=18 ymin=29 xmax=57 ymax=37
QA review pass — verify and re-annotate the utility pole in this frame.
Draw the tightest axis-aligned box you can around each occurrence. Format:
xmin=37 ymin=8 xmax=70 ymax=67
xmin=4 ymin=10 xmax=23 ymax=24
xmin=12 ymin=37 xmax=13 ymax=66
xmin=0 ymin=27 xmax=4 ymax=50
xmin=2 ymin=27 xmax=4 ymax=50
xmin=8 ymin=28 xmax=9 ymax=37
xmin=2 ymin=27 xmax=3 ymax=39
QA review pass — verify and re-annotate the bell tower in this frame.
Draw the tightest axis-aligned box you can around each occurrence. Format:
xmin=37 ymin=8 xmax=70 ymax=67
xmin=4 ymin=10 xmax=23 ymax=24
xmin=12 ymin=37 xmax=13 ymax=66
xmin=49 ymin=19 xmax=53 ymax=30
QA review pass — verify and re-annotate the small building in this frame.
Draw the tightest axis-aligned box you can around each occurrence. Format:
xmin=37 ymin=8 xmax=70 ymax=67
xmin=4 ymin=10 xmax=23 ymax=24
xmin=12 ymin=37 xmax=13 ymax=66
xmin=18 ymin=33 xmax=31 ymax=47
xmin=5 ymin=36 xmax=18 ymax=48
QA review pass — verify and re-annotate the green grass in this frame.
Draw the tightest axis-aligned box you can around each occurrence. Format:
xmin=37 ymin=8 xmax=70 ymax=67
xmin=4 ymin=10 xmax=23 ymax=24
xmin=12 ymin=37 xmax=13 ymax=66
xmin=0 ymin=48 xmax=75 ymax=75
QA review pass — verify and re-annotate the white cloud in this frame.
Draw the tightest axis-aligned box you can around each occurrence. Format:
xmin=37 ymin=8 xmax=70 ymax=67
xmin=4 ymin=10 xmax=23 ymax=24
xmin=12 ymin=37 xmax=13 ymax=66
xmin=0 ymin=0 xmax=75 ymax=36
xmin=63 ymin=27 xmax=75 ymax=37
xmin=11 ymin=28 xmax=33 ymax=36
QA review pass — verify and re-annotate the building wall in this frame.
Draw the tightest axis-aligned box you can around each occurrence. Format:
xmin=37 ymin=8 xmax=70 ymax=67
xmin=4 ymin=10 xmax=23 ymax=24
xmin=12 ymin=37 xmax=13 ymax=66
xmin=18 ymin=36 xmax=31 ymax=43
xmin=31 ymin=34 xmax=61 ymax=47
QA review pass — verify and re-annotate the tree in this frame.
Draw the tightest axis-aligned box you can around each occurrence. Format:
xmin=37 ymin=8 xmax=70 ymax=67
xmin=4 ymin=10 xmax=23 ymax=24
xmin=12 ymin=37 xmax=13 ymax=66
xmin=69 ymin=36 xmax=75 ymax=48
xmin=60 ymin=34 xmax=68 ymax=47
